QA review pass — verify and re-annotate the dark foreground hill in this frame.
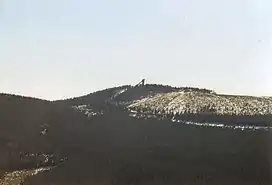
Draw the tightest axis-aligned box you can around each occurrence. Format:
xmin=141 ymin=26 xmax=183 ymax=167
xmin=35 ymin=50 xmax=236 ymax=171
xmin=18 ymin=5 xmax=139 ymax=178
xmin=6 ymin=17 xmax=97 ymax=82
xmin=0 ymin=84 xmax=272 ymax=185
xmin=24 ymin=108 xmax=272 ymax=185
xmin=0 ymin=93 xmax=87 ymax=173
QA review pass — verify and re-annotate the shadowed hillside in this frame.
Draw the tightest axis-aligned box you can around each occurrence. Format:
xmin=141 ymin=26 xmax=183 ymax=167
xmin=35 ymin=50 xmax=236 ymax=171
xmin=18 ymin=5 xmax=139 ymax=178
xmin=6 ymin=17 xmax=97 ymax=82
xmin=53 ymin=85 xmax=130 ymax=106
xmin=53 ymin=84 xmax=214 ymax=106
xmin=1 ymin=84 xmax=272 ymax=185
xmin=55 ymin=83 xmax=272 ymax=126
xmin=23 ymin=108 xmax=272 ymax=185
xmin=0 ymin=94 xmax=87 ymax=173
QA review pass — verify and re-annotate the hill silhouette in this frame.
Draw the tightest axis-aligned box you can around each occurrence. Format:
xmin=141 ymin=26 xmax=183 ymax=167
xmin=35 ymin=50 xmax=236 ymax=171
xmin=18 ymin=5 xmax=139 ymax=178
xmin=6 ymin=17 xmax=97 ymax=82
xmin=23 ymin=108 xmax=272 ymax=185
xmin=55 ymin=83 xmax=272 ymax=126
xmin=0 ymin=93 xmax=86 ymax=173
xmin=0 ymin=83 xmax=271 ymax=185
xmin=54 ymin=84 xmax=214 ymax=106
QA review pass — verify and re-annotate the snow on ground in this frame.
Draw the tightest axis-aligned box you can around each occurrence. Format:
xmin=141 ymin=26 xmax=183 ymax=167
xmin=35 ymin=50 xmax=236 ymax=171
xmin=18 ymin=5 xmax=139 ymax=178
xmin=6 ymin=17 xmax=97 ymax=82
xmin=127 ymin=90 xmax=272 ymax=132
xmin=171 ymin=119 xmax=272 ymax=131
xmin=72 ymin=105 xmax=103 ymax=118
xmin=0 ymin=167 xmax=53 ymax=185
xmin=129 ymin=91 xmax=272 ymax=116
xmin=111 ymin=88 xmax=128 ymax=100
xmin=128 ymin=110 xmax=272 ymax=132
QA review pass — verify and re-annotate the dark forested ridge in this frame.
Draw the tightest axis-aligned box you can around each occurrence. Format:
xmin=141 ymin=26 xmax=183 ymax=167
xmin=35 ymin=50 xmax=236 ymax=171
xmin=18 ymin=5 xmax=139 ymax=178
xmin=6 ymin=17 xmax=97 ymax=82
xmin=0 ymin=93 xmax=87 ymax=173
xmin=0 ymin=93 xmax=49 ymax=102
xmin=24 ymin=109 xmax=272 ymax=185
xmin=53 ymin=84 xmax=215 ymax=106
xmin=54 ymin=83 xmax=272 ymax=126
xmin=53 ymin=85 xmax=131 ymax=106
xmin=0 ymin=84 xmax=271 ymax=185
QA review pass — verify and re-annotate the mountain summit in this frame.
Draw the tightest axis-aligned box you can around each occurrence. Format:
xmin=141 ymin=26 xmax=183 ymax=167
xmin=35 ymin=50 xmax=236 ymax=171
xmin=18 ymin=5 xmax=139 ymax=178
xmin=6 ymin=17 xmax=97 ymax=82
xmin=54 ymin=80 xmax=271 ymax=125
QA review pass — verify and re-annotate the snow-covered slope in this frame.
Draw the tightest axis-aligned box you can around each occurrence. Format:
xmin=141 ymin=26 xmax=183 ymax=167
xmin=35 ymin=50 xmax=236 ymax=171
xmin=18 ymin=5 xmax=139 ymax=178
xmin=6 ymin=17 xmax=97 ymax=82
xmin=65 ymin=84 xmax=272 ymax=128
xmin=128 ymin=91 xmax=272 ymax=116
xmin=72 ymin=104 xmax=104 ymax=118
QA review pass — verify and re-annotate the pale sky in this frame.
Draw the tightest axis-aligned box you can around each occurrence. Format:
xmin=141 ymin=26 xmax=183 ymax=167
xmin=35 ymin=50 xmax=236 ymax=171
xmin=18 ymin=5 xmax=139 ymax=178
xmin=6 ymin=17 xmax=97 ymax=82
xmin=1 ymin=0 xmax=272 ymax=100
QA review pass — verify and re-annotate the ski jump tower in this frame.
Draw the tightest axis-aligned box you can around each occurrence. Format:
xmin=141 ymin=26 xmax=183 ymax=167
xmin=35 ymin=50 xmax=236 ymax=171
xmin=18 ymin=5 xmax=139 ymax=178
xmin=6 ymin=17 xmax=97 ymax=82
xmin=135 ymin=79 xmax=145 ymax=87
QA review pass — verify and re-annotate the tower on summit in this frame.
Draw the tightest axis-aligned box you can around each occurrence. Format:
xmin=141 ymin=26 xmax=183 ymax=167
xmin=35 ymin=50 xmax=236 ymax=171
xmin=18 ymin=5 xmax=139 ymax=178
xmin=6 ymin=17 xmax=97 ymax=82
xmin=141 ymin=79 xmax=145 ymax=86
xmin=135 ymin=79 xmax=145 ymax=87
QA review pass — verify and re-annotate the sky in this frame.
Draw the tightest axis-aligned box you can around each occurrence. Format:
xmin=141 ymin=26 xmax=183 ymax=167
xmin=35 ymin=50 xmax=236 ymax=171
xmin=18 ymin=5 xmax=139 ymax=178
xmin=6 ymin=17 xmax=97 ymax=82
xmin=1 ymin=0 xmax=272 ymax=100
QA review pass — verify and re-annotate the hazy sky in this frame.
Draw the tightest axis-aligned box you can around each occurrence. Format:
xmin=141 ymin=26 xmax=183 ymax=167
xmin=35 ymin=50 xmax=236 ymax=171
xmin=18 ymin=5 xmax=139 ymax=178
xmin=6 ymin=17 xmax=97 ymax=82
xmin=1 ymin=0 xmax=272 ymax=100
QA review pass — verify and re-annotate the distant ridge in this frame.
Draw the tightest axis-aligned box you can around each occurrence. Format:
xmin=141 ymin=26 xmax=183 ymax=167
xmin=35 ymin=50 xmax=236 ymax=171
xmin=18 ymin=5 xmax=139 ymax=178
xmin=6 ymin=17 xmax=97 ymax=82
xmin=0 ymin=93 xmax=49 ymax=102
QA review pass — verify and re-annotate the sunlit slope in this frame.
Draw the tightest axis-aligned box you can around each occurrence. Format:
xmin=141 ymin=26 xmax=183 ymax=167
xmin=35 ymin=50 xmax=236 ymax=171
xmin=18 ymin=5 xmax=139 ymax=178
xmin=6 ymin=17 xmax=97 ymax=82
xmin=129 ymin=91 xmax=272 ymax=116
